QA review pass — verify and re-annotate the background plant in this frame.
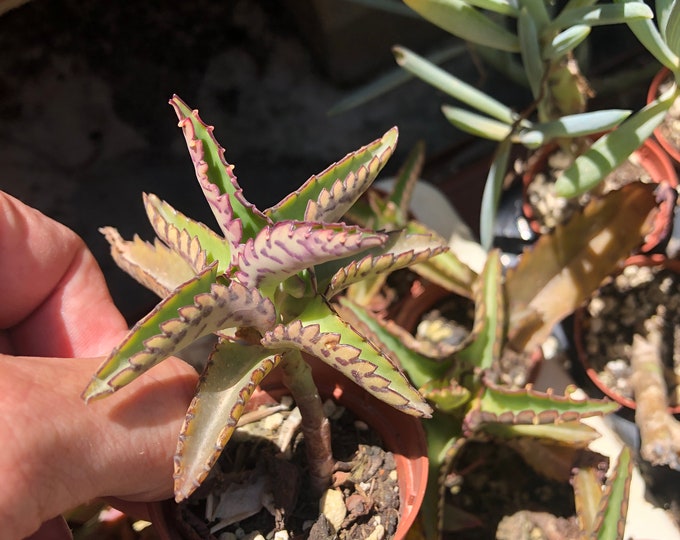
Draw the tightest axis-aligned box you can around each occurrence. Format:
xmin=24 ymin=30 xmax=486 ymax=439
xmin=82 ymin=96 xmax=448 ymax=506
xmin=339 ymin=173 xmax=658 ymax=537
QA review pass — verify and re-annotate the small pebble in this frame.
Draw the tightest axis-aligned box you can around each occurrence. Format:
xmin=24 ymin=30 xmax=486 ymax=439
xmin=320 ymin=488 xmax=347 ymax=531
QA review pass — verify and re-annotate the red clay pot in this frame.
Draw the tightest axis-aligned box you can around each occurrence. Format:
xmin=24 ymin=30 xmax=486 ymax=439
xmin=147 ymin=356 xmax=428 ymax=539
xmin=574 ymin=254 xmax=680 ymax=413
xmin=522 ymin=137 xmax=678 ymax=253
xmin=648 ymin=67 xmax=680 ymax=166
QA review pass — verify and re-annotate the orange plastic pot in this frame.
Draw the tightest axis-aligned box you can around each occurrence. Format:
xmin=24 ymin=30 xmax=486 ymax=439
xmin=148 ymin=356 xmax=428 ymax=539
xmin=648 ymin=67 xmax=680 ymax=166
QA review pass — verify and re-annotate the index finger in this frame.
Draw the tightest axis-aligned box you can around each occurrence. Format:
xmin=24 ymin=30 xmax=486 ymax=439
xmin=0 ymin=191 xmax=128 ymax=357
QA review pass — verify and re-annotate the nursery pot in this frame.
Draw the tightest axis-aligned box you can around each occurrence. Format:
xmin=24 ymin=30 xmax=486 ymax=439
xmin=147 ymin=356 xmax=428 ymax=539
xmin=522 ymin=137 xmax=678 ymax=252
xmin=648 ymin=67 xmax=680 ymax=166
xmin=573 ymin=254 xmax=680 ymax=414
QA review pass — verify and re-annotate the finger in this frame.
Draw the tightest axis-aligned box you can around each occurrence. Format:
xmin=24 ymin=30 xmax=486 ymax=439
xmin=0 ymin=191 xmax=128 ymax=357
xmin=0 ymin=353 xmax=197 ymax=539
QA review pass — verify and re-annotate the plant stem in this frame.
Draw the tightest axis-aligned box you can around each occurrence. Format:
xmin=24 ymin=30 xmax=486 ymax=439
xmin=631 ymin=307 xmax=680 ymax=470
xmin=280 ymin=350 xmax=334 ymax=494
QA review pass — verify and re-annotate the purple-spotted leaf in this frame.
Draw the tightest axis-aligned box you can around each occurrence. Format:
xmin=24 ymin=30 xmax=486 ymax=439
xmin=483 ymin=420 xmax=603 ymax=446
xmin=144 ymin=193 xmax=230 ymax=274
xmin=260 ymin=296 xmax=432 ymax=417
xmin=265 ymin=127 xmax=398 ymax=223
xmin=100 ymin=226 xmax=196 ymax=298
xmin=170 ymin=96 xmax=268 ymax=247
xmin=464 ymin=383 xmax=619 ymax=433
xmin=174 ymin=340 xmax=280 ymax=502
xmin=506 ymin=182 xmax=658 ymax=353
xmin=233 ymin=221 xmax=387 ymax=298
xmin=82 ymin=266 xmax=276 ymax=401
xmin=323 ymin=231 xmax=448 ymax=299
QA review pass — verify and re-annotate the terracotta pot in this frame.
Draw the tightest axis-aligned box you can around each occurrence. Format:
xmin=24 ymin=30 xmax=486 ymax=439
xmin=521 ymin=137 xmax=678 ymax=253
xmin=573 ymin=254 xmax=680 ymax=413
xmin=147 ymin=356 xmax=428 ymax=539
xmin=648 ymin=67 xmax=680 ymax=166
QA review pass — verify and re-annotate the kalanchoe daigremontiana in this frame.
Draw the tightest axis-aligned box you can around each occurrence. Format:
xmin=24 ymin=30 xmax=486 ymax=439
xmin=82 ymin=95 xmax=445 ymax=502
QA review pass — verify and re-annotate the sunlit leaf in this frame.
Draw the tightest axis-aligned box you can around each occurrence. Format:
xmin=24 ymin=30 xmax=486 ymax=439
xmin=265 ymin=128 xmax=398 ymax=224
xmin=394 ymin=46 xmax=523 ymax=124
xmin=170 ymin=96 xmax=268 ymax=246
xmin=441 ymin=105 xmax=515 ymax=141
xmin=545 ymin=25 xmax=591 ymax=59
xmin=480 ymin=137 xmax=512 ymax=251
xmin=261 ymin=296 xmax=432 ymax=417
xmin=556 ymin=92 xmax=676 ymax=197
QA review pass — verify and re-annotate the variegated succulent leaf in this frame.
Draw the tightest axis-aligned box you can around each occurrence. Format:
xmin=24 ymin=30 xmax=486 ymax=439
xmin=456 ymin=249 xmax=504 ymax=371
xmin=464 ymin=383 xmax=619 ymax=433
xmin=323 ymin=230 xmax=449 ymax=299
xmin=260 ymin=295 xmax=432 ymax=417
xmin=82 ymin=265 xmax=277 ymax=401
xmin=406 ymin=220 xmax=477 ymax=300
xmin=335 ymin=297 xmax=452 ymax=388
xmin=174 ymin=339 xmax=280 ymax=502
xmin=144 ymin=193 xmax=230 ymax=274
xmin=170 ymin=95 xmax=268 ymax=248
xmin=265 ymin=127 xmax=398 ymax=223
xmin=589 ymin=447 xmax=632 ymax=540
xmin=100 ymin=227 xmax=196 ymax=298
xmin=232 ymin=220 xmax=388 ymax=299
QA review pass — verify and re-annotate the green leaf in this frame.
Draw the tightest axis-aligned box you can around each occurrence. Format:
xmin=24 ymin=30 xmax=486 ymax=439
xmin=665 ymin=0 xmax=680 ymax=57
xmin=506 ymin=182 xmax=659 ymax=353
xmin=480 ymin=137 xmax=512 ymax=251
xmin=518 ymin=6 xmax=544 ymax=99
xmin=555 ymin=92 xmax=676 ymax=198
xmin=440 ymin=105 xmax=515 ymax=141
xmin=100 ymin=227 xmax=197 ymax=298
xmin=261 ymin=296 xmax=432 ymax=417
xmin=483 ymin=420 xmax=603 ymax=445
xmin=144 ymin=193 xmax=231 ymax=274
xmin=394 ymin=46 xmax=522 ymax=125
xmin=265 ymin=128 xmax=398 ymax=224
xmin=170 ymin=96 xmax=268 ymax=245
xmin=466 ymin=384 xmax=619 ymax=431
xmin=549 ymin=2 xmax=653 ymax=32
xmin=591 ymin=447 xmax=633 ymax=539
xmin=82 ymin=267 xmax=277 ymax=401
xmin=657 ymin=0 xmax=674 ymax=40
xmin=391 ymin=140 xmax=426 ymax=220
xmin=457 ymin=249 xmax=504 ymax=370
xmin=615 ymin=0 xmax=680 ymax=70
xmin=544 ymin=25 xmax=591 ymax=60
xmin=404 ymin=0 xmax=520 ymax=51
xmin=174 ymin=341 xmax=280 ymax=501
xmin=518 ymin=109 xmax=631 ymax=146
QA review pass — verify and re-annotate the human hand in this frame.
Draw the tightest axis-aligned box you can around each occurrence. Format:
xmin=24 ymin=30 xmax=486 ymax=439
xmin=0 ymin=191 xmax=198 ymax=539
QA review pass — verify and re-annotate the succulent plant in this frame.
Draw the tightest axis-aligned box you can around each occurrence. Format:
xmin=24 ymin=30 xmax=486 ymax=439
xmin=81 ymin=95 xmax=448 ymax=503
xmin=339 ymin=180 xmax=658 ymax=538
